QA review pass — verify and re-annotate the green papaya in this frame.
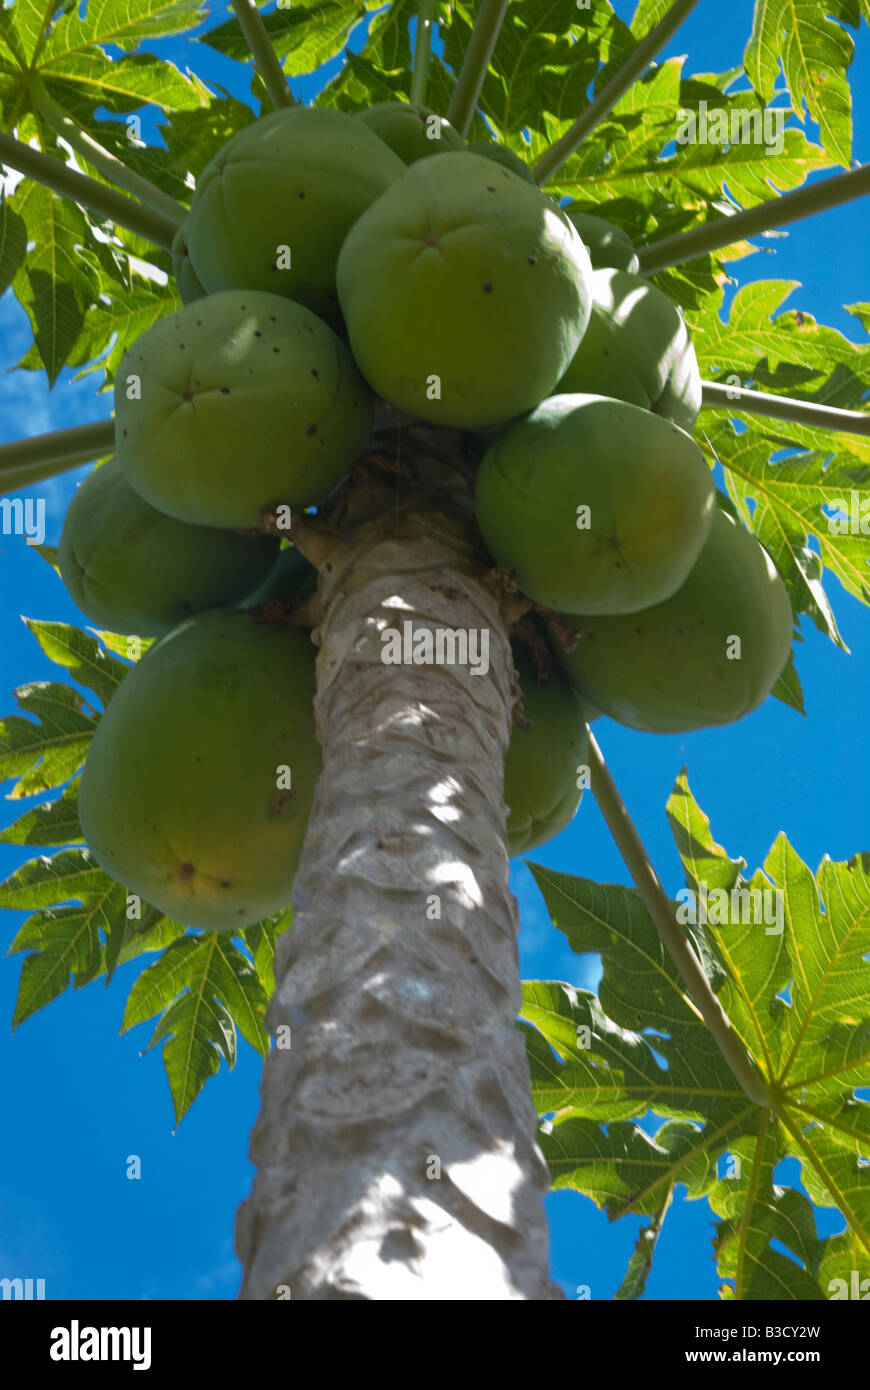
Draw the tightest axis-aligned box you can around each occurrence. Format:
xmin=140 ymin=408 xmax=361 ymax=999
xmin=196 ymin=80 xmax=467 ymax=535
xmin=475 ymin=393 xmax=715 ymax=615
xmin=115 ymin=289 xmax=373 ymax=528
xmin=59 ymin=459 xmax=278 ymax=636
xmin=171 ymin=221 xmax=206 ymax=305
xmin=185 ymin=107 xmax=405 ymax=322
xmin=550 ymin=508 xmax=794 ymax=733
xmin=564 ymin=208 xmax=640 ymax=272
xmin=337 ymin=152 xmax=592 ymax=429
xmin=356 ymin=101 xmax=464 ymax=164
xmin=243 ymin=544 xmax=318 ymax=610
xmin=556 ymin=267 xmax=702 ymax=432
xmin=505 ymin=643 xmax=589 ymax=855
xmin=78 ymin=610 xmax=321 ymax=932
xmin=466 ymin=141 xmax=536 ymax=184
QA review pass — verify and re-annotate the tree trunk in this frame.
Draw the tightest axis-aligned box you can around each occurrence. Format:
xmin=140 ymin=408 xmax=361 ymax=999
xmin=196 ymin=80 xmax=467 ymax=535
xmin=235 ymin=421 xmax=561 ymax=1300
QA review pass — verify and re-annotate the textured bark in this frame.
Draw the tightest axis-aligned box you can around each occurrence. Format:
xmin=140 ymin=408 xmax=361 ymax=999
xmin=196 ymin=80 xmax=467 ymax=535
xmin=235 ymin=424 xmax=561 ymax=1300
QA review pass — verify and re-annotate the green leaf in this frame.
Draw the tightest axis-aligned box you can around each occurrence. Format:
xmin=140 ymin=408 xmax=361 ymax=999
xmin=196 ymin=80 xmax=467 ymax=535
xmin=523 ymin=772 xmax=870 ymax=1295
xmin=0 ymin=195 xmax=27 ymax=298
xmin=3 ymin=848 xmax=125 ymax=1023
xmin=0 ymin=681 xmax=96 ymax=798
xmin=0 ymin=776 xmax=83 ymax=845
xmin=10 ymin=179 xmax=103 ymax=386
xmin=614 ymin=1183 xmax=673 ymax=1300
xmin=202 ymin=2 xmax=367 ymax=78
xmin=23 ymin=618 xmax=132 ymax=709
xmin=41 ymin=0 xmax=206 ymax=62
xmin=744 ymin=0 xmax=855 ymax=167
xmin=121 ymin=933 xmax=271 ymax=1123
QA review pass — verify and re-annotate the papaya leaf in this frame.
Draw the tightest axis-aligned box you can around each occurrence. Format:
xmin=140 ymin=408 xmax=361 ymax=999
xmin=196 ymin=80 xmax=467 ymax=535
xmin=744 ymin=0 xmax=855 ymax=168
xmin=614 ymin=1182 xmax=673 ymax=1300
xmin=770 ymin=648 xmax=805 ymax=715
xmin=705 ymin=422 xmax=870 ymax=641
xmin=0 ymin=681 xmax=96 ymax=798
xmin=9 ymin=179 xmax=103 ymax=386
xmin=22 ymin=618 xmax=132 ymax=708
xmin=40 ymin=0 xmax=206 ymax=61
xmin=523 ymin=772 xmax=870 ymax=1296
xmin=121 ymin=933 xmax=271 ymax=1123
xmin=3 ymin=848 xmax=126 ymax=1022
xmin=0 ymin=775 xmax=82 ymax=845
xmin=202 ymin=1 xmax=367 ymax=78
xmin=0 ymin=195 xmax=27 ymax=298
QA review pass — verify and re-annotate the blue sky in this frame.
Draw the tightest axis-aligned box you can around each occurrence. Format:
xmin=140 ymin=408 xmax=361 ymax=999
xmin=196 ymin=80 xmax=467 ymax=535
xmin=0 ymin=0 xmax=868 ymax=1301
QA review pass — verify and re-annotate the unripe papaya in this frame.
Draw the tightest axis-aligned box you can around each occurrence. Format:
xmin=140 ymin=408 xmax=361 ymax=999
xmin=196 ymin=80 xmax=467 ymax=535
xmin=78 ymin=610 xmax=321 ymax=932
xmin=243 ymin=544 xmax=318 ymax=610
xmin=557 ymin=267 xmax=701 ymax=432
xmin=59 ymin=459 xmax=278 ymax=636
xmin=185 ymin=107 xmax=405 ymax=321
xmin=466 ymin=141 xmax=536 ymax=183
xmin=550 ymin=508 xmax=794 ymax=733
xmin=336 ymin=152 xmax=593 ymax=428
xmin=356 ymin=101 xmax=464 ymax=163
xmin=564 ymin=208 xmax=640 ymax=272
xmin=115 ymin=290 xmax=373 ymax=528
xmin=505 ymin=642 xmax=589 ymax=855
xmin=475 ymin=393 xmax=715 ymax=615
xmin=171 ymin=221 xmax=206 ymax=305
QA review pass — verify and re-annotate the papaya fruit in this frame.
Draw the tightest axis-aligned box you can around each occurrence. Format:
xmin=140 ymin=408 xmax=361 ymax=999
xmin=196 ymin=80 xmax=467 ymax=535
xmin=115 ymin=289 xmax=373 ymax=528
xmin=356 ymin=101 xmax=464 ymax=164
xmin=505 ymin=642 xmax=589 ymax=855
xmin=171 ymin=221 xmax=206 ymax=305
xmin=475 ymin=393 xmax=715 ymax=615
xmin=336 ymin=151 xmax=593 ymax=428
xmin=556 ymin=267 xmax=702 ymax=432
xmin=564 ymin=208 xmax=640 ymax=272
xmin=243 ymin=544 xmax=318 ymax=611
xmin=550 ymin=508 xmax=794 ymax=733
xmin=185 ymin=106 xmax=405 ymax=322
xmin=59 ymin=459 xmax=278 ymax=637
xmin=78 ymin=610 xmax=321 ymax=932
xmin=466 ymin=141 xmax=536 ymax=183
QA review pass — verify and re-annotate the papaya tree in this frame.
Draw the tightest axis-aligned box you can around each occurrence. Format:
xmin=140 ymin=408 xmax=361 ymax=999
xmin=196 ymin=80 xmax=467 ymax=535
xmin=0 ymin=0 xmax=868 ymax=1303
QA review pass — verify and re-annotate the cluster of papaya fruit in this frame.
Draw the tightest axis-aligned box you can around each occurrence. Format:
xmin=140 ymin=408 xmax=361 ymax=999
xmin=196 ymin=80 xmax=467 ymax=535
xmin=59 ymin=100 xmax=793 ymax=931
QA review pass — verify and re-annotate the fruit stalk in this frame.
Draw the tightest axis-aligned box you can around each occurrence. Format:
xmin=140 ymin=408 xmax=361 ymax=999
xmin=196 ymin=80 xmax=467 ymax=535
xmin=532 ymin=0 xmax=702 ymax=186
xmin=0 ymin=417 xmax=115 ymax=494
xmin=701 ymin=380 xmax=870 ymax=435
xmin=28 ymin=77 xmax=187 ymax=224
xmin=236 ymin=433 xmax=561 ymax=1300
xmin=586 ymin=730 xmax=770 ymax=1107
xmin=0 ymin=131 xmax=178 ymax=250
xmin=446 ymin=0 xmax=509 ymax=138
xmin=410 ymin=0 xmax=435 ymax=107
xmin=638 ymin=163 xmax=870 ymax=273
xmin=231 ymin=0 xmax=295 ymax=109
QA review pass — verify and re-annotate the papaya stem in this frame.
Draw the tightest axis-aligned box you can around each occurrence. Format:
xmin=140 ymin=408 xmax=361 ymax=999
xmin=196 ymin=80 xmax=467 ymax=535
xmin=533 ymin=0 xmax=702 ymax=186
xmin=446 ymin=0 xmax=509 ymax=139
xmin=0 ymin=418 xmax=114 ymax=495
xmin=410 ymin=0 xmax=435 ymax=108
xmin=0 ymin=131 xmax=177 ymax=250
xmin=587 ymin=730 xmax=770 ymax=1107
xmin=28 ymin=76 xmax=186 ymax=225
xmin=638 ymin=163 xmax=870 ymax=273
xmin=701 ymin=380 xmax=870 ymax=435
xmin=231 ymin=0 xmax=295 ymax=110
